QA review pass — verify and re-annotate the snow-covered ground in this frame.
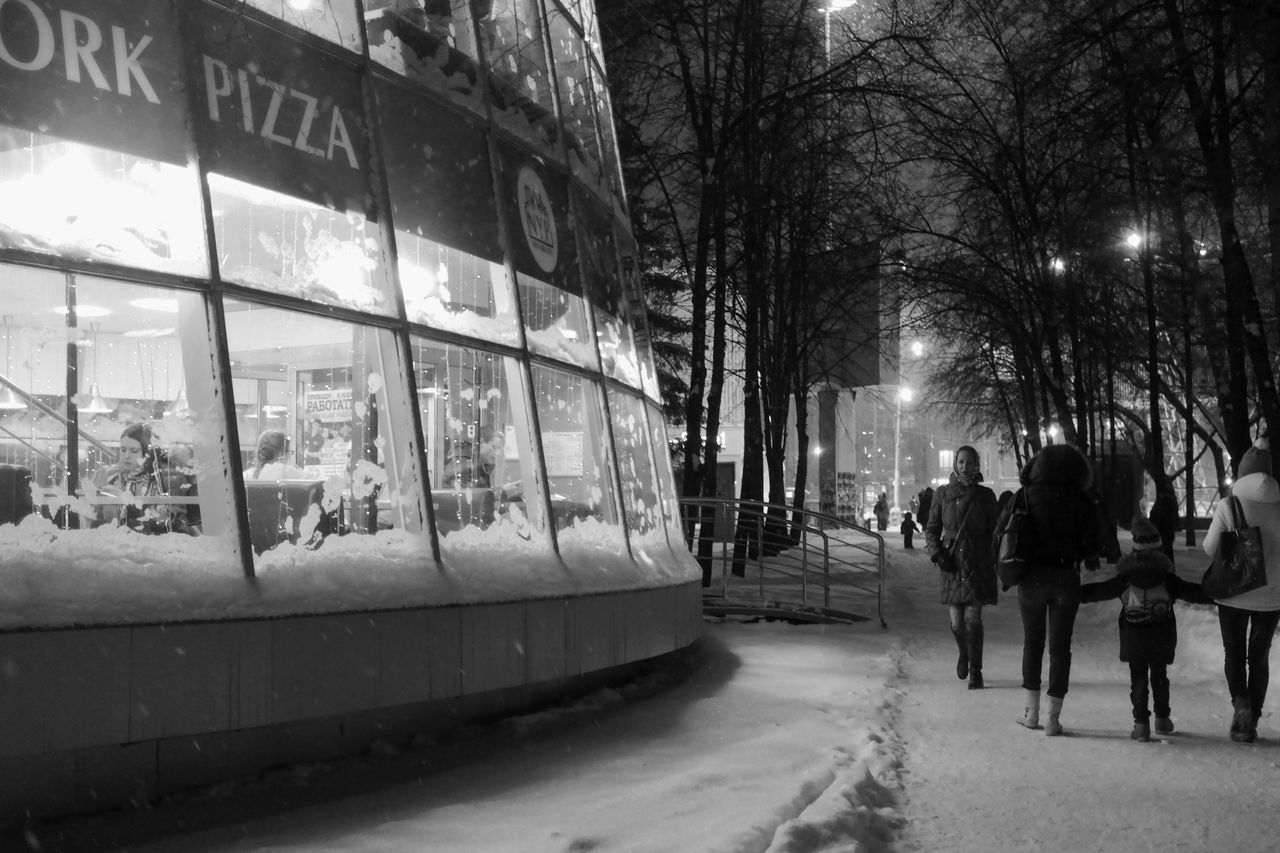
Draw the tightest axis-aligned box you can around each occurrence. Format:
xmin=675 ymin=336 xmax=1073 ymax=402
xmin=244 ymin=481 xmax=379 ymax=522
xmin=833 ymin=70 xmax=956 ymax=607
xmin=18 ymin=536 xmax=1280 ymax=852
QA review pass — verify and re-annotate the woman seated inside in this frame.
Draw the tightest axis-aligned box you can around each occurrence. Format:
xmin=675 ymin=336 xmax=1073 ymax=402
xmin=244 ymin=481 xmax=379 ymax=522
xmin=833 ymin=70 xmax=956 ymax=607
xmin=92 ymin=422 xmax=198 ymax=535
xmin=245 ymin=429 xmax=310 ymax=481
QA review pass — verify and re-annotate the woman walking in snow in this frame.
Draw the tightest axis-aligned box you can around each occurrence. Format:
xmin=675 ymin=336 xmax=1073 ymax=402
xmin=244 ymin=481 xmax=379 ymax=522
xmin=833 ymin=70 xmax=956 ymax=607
xmin=1202 ymin=437 xmax=1280 ymax=743
xmin=925 ymin=445 xmax=999 ymax=689
xmin=1003 ymin=444 xmax=1102 ymax=736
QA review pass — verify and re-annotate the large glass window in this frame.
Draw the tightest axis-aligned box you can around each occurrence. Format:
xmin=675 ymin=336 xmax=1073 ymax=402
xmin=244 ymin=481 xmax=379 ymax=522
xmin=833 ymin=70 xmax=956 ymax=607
xmin=234 ymin=0 xmax=363 ymax=51
xmin=411 ymin=337 xmax=548 ymax=554
xmin=519 ymin=274 xmax=597 ymax=369
xmin=530 ymin=364 xmax=623 ymax=562
xmin=209 ymin=174 xmax=393 ymax=314
xmin=477 ymin=0 xmax=560 ymax=156
xmin=223 ymin=300 xmax=431 ymax=569
xmin=646 ymin=401 xmax=685 ymax=557
xmin=607 ymin=390 xmax=665 ymax=562
xmin=366 ymin=0 xmax=484 ymax=113
xmin=0 ymin=129 xmax=207 ymax=277
xmin=0 ymin=265 xmax=240 ymax=610
xmin=546 ymin=8 xmax=603 ymax=193
xmin=376 ymin=79 xmax=520 ymax=344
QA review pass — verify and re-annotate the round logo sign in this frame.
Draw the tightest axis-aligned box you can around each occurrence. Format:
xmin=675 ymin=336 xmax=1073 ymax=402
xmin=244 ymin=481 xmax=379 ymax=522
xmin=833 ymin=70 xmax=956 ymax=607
xmin=517 ymin=166 xmax=558 ymax=274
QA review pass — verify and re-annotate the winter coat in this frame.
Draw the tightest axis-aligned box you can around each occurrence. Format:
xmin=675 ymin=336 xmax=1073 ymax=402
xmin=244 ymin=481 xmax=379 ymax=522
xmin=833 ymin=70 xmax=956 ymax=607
xmin=1081 ymin=550 xmax=1208 ymax=665
xmin=1202 ymin=471 xmax=1280 ymax=612
xmin=925 ymin=473 xmax=1000 ymax=606
xmin=1000 ymin=444 xmax=1102 ymax=577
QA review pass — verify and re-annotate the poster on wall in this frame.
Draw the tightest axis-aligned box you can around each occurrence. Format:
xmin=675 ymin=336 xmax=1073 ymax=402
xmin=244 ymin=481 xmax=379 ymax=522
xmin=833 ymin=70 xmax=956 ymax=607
xmin=0 ymin=0 xmax=188 ymax=163
xmin=178 ymin=0 xmax=374 ymax=218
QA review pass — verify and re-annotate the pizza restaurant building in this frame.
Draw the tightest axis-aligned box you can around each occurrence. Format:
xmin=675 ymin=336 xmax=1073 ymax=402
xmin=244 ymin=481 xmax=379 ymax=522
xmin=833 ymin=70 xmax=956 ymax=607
xmin=0 ymin=0 xmax=700 ymax=821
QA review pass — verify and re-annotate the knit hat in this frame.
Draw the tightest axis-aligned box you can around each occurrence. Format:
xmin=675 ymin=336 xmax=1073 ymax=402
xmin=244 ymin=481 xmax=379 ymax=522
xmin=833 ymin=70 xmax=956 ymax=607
xmin=1237 ymin=438 xmax=1273 ymax=482
xmin=1130 ymin=515 xmax=1161 ymax=552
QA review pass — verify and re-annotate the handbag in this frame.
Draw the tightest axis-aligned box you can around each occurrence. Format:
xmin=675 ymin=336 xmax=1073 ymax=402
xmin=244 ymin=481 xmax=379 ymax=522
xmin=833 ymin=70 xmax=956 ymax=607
xmin=996 ymin=489 xmax=1031 ymax=587
xmin=936 ymin=498 xmax=976 ymax=574
xmin=1202 ymin=496 xmax=1267 ymax=599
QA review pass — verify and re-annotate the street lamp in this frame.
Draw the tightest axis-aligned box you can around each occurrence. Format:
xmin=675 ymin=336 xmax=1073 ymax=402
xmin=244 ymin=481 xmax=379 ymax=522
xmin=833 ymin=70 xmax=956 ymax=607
xmin=823 ymin=0 xmax=858 ymax=64
xmin=893 ymin=385 xmax=913 ymax=512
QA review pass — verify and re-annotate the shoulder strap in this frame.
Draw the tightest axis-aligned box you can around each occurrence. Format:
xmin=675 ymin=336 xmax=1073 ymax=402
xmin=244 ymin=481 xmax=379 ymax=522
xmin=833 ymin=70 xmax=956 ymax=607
xmin=1229 ymin=495 xmax=1248 ymax=528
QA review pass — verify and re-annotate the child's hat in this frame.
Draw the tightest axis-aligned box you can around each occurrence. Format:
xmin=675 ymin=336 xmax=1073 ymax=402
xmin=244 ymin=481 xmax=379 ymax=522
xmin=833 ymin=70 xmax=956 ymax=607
xmin=1130 ymin=515 xmax=1161 ymax=552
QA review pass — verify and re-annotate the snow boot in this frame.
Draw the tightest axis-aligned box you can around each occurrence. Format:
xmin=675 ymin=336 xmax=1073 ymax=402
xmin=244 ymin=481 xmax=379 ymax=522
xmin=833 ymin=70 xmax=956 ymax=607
xmin=1131 ymin=721 xmax=1151 ymax=742
xmin=1153 ymin=716 xmax=1174 ymax=735
xmin=1230 ymin=696 xmax=1253 ymax=743
xmin=967 ymin=624 xmax=984 ymax=690
xmin=1016 ymin=689 xmax=1040 ymax=730
xmin=952 ymin=626 xmax=969 ymax=680
xmin=1045 ymin=696 xmax=1064 ymax=736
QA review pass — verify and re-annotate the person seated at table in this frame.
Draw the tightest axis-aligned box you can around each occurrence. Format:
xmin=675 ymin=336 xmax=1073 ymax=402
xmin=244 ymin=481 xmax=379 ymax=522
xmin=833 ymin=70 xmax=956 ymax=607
xmin=245 ymin=429 xmax=310 ymax=481
xmin=92 ymin=422 xmax=197 ymax=534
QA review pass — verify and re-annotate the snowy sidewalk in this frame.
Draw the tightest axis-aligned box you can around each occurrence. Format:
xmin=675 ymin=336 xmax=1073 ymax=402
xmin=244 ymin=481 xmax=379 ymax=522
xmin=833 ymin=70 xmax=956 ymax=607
xmin=20 ymin=542 xmax=1280 ymax=853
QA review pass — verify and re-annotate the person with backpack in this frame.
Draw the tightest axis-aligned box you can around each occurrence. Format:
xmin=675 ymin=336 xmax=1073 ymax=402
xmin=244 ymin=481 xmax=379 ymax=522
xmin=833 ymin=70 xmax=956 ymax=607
xmin=1202 ymin=436 xmax=1280 ymax=743
xmin=1000 ymin=443 xmax=1102 ymax=735
xmin=925 ymin=445 xmax=1000 ymax=690
xmin=1081 ymin=514 xmax=1208 ymax=741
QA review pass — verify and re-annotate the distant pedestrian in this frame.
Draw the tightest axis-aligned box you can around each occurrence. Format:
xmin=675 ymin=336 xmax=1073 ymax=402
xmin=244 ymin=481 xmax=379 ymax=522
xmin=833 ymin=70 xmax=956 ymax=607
xmin=1081 ymin=514 xmax=1208 ymax=741
xmin=874 ymin=493 xmax=889 ymax=531
xmin=917 ymin=487 xmax=934 ymax=532
xmin=1000 ymin=444 xmax=1102 ymax=736
xmin=925 ymin=445 xmax=999 ymax=690
xmin=900 ymin=512 xmax=920 ymax=549
xmin=1202 ymin=437 xmax=1280 ymax=743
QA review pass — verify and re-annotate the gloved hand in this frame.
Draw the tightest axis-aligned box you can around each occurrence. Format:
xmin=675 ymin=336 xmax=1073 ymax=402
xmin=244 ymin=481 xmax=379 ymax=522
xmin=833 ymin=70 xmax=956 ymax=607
xmin=933 ymin=551 xmax=957 ymax=574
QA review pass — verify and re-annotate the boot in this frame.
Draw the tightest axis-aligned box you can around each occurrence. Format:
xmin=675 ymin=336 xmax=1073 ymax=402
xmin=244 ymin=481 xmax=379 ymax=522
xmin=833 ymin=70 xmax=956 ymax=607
xmin=1230 ymin=697 xmax=1253 ymax=743
xmin=952 ymin=626 xmax=969 ymax=680
xmin=1131 ymin=721 xmax=1151 ymax=742
xmin=1153 ymin=716 xmax=1174 ymax=735
xmin=967 ymin=624 xmax=984 ymax=690
xmin=1045 ymin=696 xmax=1064 ymax=736
xmin=1016 ymin=689 xmax=1040 ymax=729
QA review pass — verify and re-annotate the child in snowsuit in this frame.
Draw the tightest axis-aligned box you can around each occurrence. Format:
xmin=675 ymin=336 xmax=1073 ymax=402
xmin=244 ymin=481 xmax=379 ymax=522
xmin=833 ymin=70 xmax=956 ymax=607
xmin=1081 ymin=514 xmax=1208 ymax=741
xmin=900 ymin=512 xmax=920 ymax=549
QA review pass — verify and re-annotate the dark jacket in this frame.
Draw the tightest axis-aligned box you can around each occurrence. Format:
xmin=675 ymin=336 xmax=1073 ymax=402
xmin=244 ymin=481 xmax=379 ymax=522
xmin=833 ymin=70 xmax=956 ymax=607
xmin=1081 ymin=550 xmax=1209 ymax=665
xmin=1000 ymin=444 xmax=1102 ymax=576
xmin=925 ymin=473 xmax=1000 ymax=605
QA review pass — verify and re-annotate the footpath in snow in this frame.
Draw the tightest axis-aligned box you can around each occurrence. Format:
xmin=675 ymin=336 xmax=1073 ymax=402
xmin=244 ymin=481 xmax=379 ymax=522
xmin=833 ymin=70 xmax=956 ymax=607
xmin=17 ymin=538 xmax=1280 ymax=853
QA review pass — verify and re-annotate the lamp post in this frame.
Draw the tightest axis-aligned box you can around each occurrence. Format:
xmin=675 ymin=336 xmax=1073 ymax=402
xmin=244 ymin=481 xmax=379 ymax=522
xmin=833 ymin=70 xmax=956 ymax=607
xmin=823 ymin=0 xmax=858 ymax=65
xmin=893 ymin=385 xmax=912 ymax=513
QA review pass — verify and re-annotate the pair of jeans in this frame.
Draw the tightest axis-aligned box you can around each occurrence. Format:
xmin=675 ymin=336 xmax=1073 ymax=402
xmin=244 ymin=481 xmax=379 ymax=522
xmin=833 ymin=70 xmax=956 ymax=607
xmin=1128 ymin=661 xmax=1170 ymax=722
xmin=1018 ymin=567 xmax=1081 ymax=699
xmin=1218 ymin=605 xmax=1280 ymax=717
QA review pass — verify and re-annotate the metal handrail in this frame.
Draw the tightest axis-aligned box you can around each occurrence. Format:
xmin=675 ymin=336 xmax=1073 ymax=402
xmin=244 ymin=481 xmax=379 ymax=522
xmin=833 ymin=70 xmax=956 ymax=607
xmin=680 ymin=496 xmax=886 ymax=627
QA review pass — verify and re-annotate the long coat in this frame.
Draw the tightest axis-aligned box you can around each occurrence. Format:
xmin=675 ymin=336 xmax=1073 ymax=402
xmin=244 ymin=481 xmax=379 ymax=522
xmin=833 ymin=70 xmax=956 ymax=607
xmin=925 ymin=473 xmax=1000 ymax=605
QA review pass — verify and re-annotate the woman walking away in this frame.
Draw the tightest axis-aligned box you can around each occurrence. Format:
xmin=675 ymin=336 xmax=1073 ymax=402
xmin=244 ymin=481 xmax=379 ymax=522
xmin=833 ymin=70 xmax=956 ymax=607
xmin=1202 ymin=437 xmax=1280 ymax=743
xmin=1004 ymin=444 xmax=1102 ymax=735
xmin=925 ymin=445 xmax=1000 ymax=690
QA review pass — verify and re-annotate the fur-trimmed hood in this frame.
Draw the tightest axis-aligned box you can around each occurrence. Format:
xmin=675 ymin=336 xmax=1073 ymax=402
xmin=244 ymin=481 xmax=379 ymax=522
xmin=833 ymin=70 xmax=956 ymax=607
xmin=1020 ymin=444 xmax=1093 ymax=490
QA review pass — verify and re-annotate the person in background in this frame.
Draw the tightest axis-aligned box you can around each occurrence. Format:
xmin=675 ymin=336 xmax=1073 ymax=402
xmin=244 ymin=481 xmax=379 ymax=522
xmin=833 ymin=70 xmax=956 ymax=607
xmin=1081 ymin=514 xmax=1208 ymax=741
xmin=1005 ymin=443 xmax=1102 ymax=736
xmin=474 ymin=425 xmax=505 ymax=490
xmin=93 ymin=422 xmax=195 ymax=534
xmin=917 ymin=487 xmax=934 ymax=534
xmin=245 ymin=429 xmax=309 ymax=481
xmin=925 ymin=445 xmax=1000 ymax=690
xmin=900 ymin=511 xmax=920 ymax=549
xmin=1202 ymin=436 xmax=1280 ymax=743
xmin=874 ymin=492 xmax=890 ymax=531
